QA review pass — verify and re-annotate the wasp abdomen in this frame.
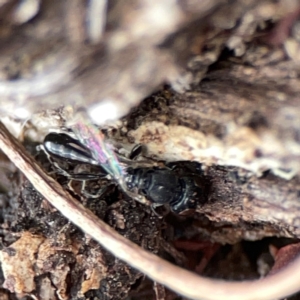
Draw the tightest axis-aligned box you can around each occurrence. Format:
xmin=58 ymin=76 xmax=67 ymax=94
xmin=43 ymin=133 xmax=98 ymax=165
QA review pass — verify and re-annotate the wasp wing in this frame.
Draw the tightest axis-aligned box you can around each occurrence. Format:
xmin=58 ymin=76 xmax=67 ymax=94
xmin=72 ymin=121 xmax=125 ymax=184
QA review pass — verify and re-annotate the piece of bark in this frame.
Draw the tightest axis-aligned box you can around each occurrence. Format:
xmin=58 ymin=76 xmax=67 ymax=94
xmin=194 ymin=166 xmax=300 ymax=243
xmin=0 ymin=0 xmax=298 ymax=124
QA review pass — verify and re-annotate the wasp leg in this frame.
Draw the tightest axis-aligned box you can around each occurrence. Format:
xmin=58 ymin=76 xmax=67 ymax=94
xmin=80 ymin=180 xmax=112 ymax=199
xmin=122 ymin=192 xmax=164 ymax=218
xmin=66 ymin=177 xmax=99 ymax=198
xmin=116 ymin=178 xmax=151 ymax=206
xmin=36 ymin=144 xmax=71 ymax=176
xmin=150 ymin=204 xmax=164 ymax=219
xmin=63 ymin=172 xmax=111 ymax=198
xmin=124 ymin=189 xmax=151 ymax=206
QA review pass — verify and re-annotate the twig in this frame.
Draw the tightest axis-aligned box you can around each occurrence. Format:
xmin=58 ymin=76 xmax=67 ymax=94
xmin=0 ymin=120 xmax=300 ymax=300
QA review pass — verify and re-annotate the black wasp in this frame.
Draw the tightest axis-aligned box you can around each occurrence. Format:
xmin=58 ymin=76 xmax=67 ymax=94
xmin=39 ymin=122 xmax=207 ymax=214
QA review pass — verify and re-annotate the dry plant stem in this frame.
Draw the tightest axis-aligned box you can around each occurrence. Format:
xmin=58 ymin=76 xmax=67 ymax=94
xmin=0 ymin=120 xmax=300 ymax=300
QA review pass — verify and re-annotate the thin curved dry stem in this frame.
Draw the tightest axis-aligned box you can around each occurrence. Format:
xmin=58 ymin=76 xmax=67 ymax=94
xmin=0 ymin=120 xmax=299 ymax=300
